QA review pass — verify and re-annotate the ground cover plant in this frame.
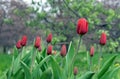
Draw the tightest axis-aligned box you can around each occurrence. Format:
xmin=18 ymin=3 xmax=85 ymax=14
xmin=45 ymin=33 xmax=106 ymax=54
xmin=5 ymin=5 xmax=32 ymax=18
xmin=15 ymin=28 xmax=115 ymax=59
xmin=0 ymin=18 xmax=120 ymax=79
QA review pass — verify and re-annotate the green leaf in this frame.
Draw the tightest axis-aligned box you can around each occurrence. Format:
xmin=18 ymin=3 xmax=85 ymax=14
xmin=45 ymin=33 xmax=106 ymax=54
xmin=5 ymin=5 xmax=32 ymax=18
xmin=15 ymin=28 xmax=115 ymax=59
xmin=101 ymin=66 xmax=120 ymax=79
xmin=65 ymin=42 xmax=75 ymax=78
xmin=48 ymin=56 xmax=64 ymax=79
xmin=32 ymin=68 xmax=42 ymax=79
xmin=78 ymin=71 xmax=94 ymax=79
xmin=13 ymin=46 xmax=19 ymax=57
xmin=32 ymin=55 xmax=50 ymax=78
xmin=40 ymin=68 xmax=52 ymax=79
xmin=20 ymin=61 xmax=31 ymax=79
xmin=97 ymin=55 xmax=117 ymax=79
xmin=41 ymin=48 xmax=46 ymax=58
xmin=22 ymin=52 xmax=31 ymax=67
xmin=109 ymin=66 xmax=120 ymax=78
xmin=12 ymin=54 xmax=21 ymax=75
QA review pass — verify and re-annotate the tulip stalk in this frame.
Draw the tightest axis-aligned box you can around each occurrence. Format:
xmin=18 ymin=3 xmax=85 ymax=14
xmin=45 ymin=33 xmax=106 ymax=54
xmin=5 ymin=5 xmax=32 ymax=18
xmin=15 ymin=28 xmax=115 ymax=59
xmin=74 ymin=75 xmax=76 ymax=79
xmin=89 ymin=57 xmax=92 ymax=71
xmin=89 ymin=46 xmax=94 ymax=71
xmin=72 ymin=35 xmax=82 ymax=63
xmin=98 ymin=45 xmax=103 ymax=71
xmin=76 ymin=35 xmax=82 ymax=54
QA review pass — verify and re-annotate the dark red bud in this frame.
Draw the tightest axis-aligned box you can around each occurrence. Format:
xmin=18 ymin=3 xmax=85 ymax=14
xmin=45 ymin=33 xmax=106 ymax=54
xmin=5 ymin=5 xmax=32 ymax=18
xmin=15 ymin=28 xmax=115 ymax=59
xmin=46 ymin=33 xmax=52 ymax=43
xmin=34 ymin=36 xmax=41 ymax=48
xmin=90 ymin=46 xmax=94 ymax=57
xmin=47 ymin=45 xmax=52 ymax=55
xmin=21 ymin=35 xmax=27 ymax=46
xmin=16 ymin=40 xmax=22 ymax=49
xmin=100 ymin=32 xmax=107 ymax=45
xmin=73 ymin=67 xmax=78 ymax=76
xmin=60 ymin=44 xmax=67 ymax=57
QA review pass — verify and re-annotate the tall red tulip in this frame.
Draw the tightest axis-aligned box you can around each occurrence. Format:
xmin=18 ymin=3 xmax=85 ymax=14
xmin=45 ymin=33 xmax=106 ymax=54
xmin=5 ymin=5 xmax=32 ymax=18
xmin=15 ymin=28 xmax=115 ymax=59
xmin=46 ymin=33 xmax=52 ymax=43
xmin=100 ymin=32 xmax=107 ymax=45
xmin=34 ymin=36 xmax=41 ymax=48
xmin=77 ymin=18 xmax=88 ymax=35
xmin=16 ymin=40 xmax=22 ymax=49
xmin=21 ymin=35 xmax=27 ymax=46
xmin=90 ymin=46 xmax=94 ymax=57
xmin=47 ymin=45 xmax=52 ymax=55
xmin=60 ymin=44 xmax=67 ymax=57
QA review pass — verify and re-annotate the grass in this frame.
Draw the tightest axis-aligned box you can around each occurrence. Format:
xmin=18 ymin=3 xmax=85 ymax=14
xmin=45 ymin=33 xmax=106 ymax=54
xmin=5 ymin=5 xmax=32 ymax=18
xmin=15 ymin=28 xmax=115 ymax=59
xmin=0 ymin=53 xmax=12 ymax=76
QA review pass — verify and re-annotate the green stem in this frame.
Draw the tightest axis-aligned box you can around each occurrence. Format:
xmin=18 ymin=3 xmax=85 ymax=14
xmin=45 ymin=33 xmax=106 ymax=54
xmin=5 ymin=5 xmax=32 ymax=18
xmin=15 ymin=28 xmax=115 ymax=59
xmin=74 ymin=75 xmax=76 ymax=79
xmin=89 ymin=57 xmax=92 ymax=71
xmin=98 ymin=45 xmax=102 ymax=71
xmin=72 ymin=35 xmax=82 ymax=64
xmin=76 ymin=35 xmax=82 ymax=54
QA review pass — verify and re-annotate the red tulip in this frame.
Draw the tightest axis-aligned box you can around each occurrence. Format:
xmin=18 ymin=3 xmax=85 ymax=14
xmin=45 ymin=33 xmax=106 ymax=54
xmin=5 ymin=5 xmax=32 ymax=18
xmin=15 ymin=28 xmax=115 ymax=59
xmin=100 ymin=32 xmax=107 ymax=45
xmin=21 ymin=35 xmax=27 ymax=46
xmin=77 ymin=18 xmax=88 ymax=35
xmin=46 ymin=33 xmax=52 ymax=43
xmin=34 ymin=36 xmax=41 ymax=48
xmin=60 ymin=44 xmax=67 ymax=57
xmin=16 ymin=40 xmax=22 ymax=49
xmin=47 ymin=45 xmax=52 ymax=55
xmin=73 ymin=67 xmax=78 ymax=75
xmin=90 ymin=46 xmax=94 ymax=57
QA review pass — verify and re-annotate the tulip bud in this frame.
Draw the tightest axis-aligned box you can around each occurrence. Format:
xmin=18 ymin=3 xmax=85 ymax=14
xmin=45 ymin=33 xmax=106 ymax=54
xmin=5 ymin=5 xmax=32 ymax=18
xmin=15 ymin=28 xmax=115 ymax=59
xmin=34 ymin=36 xmax=41 ymax=48
xmin=77 ymin=18 xmax=88 ymax=35
xmin=46 ymin=33 xmax=52 ymax=43
xmin=90 ymin=46 xmax=94 ymax=57
xmin=60 ymin=44 xmax=66 ymax=57
xmin=100 ymin=32 xmax=107 ymax=45
xmin=47 ymin=45 xmax=52 ymax=55
xmin=21 ymin=35 xmax=27 ymax=46
xmin=16 ymin=40 xmax=22 ymax=49
xmin=38 ymin=46 xmax=42 ymax=52
xmin=73 ymin=67 xmax=78 ymax=76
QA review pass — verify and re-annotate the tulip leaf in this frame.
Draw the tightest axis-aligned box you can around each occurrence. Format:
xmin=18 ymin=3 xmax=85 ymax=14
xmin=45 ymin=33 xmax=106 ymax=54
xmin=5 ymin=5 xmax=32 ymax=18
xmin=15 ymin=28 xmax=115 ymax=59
xmin=12 ymin=54 xmax=21 ymax=75
xmin=100 ymin=66 xmax=120 ymax=79
xmin=32 ymin=67 xmax=42 ymax=79
xmin=97 ymin=55 xmax=117 ymax=79
xmin=48 ymin=56 xmax=64 ymax=79
xmin=41 ymin=48 xmax=47 ymax=58
xmin=20 ymin=61 xmax=31 ymax=79
xmin=22 ymin=51 xmax=32 ymax=68
xmin=35 ymin=55 xmax=51 ymax=70
xmin=32 ymin=55 xmax=50 ymax=79
xmin=78 ymin=71 xmax=94 ymax=79
xmin=65 ymin=42 xmax=75 ymax=77
xmin=40 ymin=68 xmax=52 ymax=79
